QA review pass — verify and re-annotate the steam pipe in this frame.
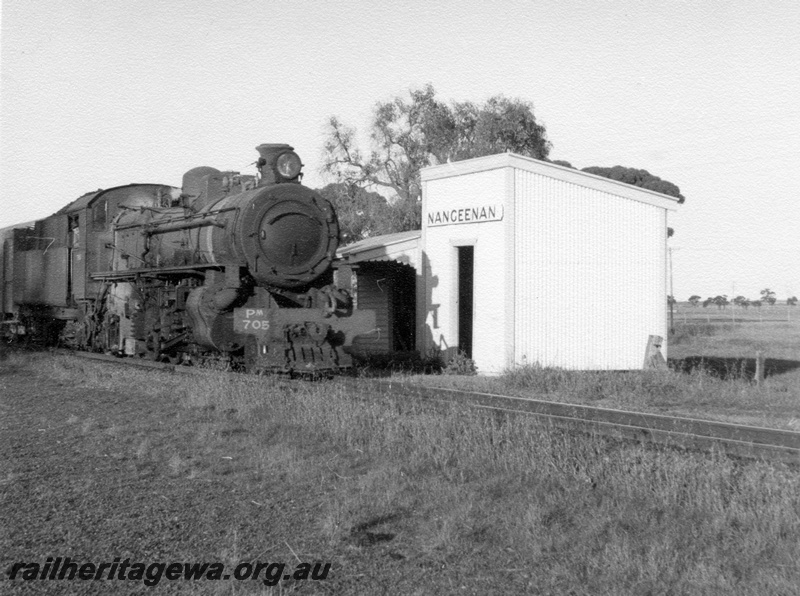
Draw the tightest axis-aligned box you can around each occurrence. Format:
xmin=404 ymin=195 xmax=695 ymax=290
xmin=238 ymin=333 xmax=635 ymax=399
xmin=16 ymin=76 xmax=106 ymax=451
xmin=138 ymin=218 xmax=226 ymax=235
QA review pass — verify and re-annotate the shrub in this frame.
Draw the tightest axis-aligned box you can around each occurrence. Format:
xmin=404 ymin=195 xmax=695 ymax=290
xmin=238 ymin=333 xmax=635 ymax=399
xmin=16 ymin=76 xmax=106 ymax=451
xmin=669 ymin=322 xmax=721 ymax=345
xmin=443 ymin=351 xmax=478 ymax=376
xmin=353 ymin=351 xmax=442 ymax=376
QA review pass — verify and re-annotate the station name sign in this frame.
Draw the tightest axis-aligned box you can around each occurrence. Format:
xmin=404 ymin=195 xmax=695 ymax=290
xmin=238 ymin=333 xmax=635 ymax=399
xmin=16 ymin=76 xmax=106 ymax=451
xmin=426 ymin=204 xmax=504 ymax=227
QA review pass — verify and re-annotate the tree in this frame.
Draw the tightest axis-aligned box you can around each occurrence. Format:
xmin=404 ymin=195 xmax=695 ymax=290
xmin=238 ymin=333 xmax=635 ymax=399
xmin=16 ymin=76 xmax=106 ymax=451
xmin=316 ymin=183 xmax=405 ymax=244
xmin=733 ymin=295 xmax=750 ymax=309
xmin=580 ymin=166 xmax=685 ymax=203
xmin=550 ymin=159 xmax=574 ymax=168
xmin=788 ymin=296 xmax=798 ymax=306
xmin=450 ymin=96 xmax=552 ymax=161
xmin=688 ymin=295 xmax=701 ymax=307
xmin=760 ymin=288 xmax=777 ymax=305
xmin=712 ymin=295 xmax=729 ymax=310
xmin=322 ymin=85 xmax=552 ymax=232
xmin=667 ymin=295 xmax=677 ymax=307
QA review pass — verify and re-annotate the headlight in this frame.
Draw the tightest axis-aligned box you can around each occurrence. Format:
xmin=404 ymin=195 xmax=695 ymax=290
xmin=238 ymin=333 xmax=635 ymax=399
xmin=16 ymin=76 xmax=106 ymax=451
xmin=276 ymin=151 xmax=302 ymax=179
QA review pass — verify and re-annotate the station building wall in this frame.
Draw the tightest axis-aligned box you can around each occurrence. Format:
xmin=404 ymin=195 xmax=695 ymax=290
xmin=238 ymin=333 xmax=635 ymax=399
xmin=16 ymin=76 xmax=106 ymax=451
xmin=418 ymin=168 xmax=511 ymax=371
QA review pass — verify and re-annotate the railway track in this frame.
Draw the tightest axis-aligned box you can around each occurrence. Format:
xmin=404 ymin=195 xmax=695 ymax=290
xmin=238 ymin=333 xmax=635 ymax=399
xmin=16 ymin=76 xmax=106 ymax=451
xmin=54 ymin=350 xmax=800 ymax=465
xmin=342 ymin=378 xmax=800 ymax=465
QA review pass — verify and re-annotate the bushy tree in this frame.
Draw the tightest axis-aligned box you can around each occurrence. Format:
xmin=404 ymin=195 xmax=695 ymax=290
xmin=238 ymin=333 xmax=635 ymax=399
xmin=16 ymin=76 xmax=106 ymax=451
xmin=688 ymin=295 xmax=701 ymax=307
xmin=316 ymin=183 xmax=406 ymax=244
xmin=450 ymin=96 xmax=551 ymax=161
xmin=733 ymin=296 xmax=750 ymax=309
xmin=549 ymin=159 xmax=574 ymax=168
xmin=711 ymin=295 xmax=729 ymax=310
xmin=788 ymin=296 xmax=798 ymax=306
xmin=760 ymin=288 xmax=777 ymax=305
xmin=322 ymin=85 xmax=551 ymax=232
xmin=580 ymin=166 xmax=685 ymax=203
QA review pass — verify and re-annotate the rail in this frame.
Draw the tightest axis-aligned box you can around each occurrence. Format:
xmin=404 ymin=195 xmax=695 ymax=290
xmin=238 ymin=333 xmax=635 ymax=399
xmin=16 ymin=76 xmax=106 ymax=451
xmin=337 ymin=378 xmax=800 ymax=464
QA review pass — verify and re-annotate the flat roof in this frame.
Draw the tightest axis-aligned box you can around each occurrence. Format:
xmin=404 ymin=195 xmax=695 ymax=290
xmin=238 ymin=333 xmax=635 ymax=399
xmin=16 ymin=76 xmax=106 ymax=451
xmin=421 ymin=152 xmax=681 ymax=211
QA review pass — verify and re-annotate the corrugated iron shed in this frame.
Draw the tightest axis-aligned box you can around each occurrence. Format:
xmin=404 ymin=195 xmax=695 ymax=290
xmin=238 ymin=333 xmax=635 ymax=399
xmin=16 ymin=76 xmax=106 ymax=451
xmin=420 ymin=152 xmax=680 ymax=373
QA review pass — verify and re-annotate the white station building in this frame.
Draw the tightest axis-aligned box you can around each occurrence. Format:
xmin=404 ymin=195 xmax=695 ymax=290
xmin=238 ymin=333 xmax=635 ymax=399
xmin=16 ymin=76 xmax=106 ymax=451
xmin=335 ymin=152 xmax=681 ymax=374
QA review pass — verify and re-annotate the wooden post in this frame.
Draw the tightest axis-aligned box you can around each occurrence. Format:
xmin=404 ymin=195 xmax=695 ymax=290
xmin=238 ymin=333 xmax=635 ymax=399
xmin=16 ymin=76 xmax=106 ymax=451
xmin=669 ymin=300 xmax=674 ymax=334
xmin=668 ymin=248 xmax=674 ymax=334
xmin=754 ymin=351 xmax=765 ymax=385
xmin=643 ymin=335 xmax=668 ymax=370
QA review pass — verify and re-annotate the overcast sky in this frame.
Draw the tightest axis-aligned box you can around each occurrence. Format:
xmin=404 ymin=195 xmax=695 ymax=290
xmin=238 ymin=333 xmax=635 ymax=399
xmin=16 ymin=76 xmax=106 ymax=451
xmin=1 ymin=0 xmax=798 ymax=300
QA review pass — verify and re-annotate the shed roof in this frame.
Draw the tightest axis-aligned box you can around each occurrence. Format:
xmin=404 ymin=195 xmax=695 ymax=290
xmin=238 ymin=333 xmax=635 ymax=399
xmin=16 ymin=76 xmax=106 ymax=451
xmin=335 ymin=230 xmax=421 ymax=268
xmin=421 ymin=152 xmax=681 ymax=211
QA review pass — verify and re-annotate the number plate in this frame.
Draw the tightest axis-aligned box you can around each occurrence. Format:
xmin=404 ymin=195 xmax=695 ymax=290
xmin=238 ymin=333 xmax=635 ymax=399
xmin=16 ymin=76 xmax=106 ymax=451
xmin=233 ymin=308 xmax=272 ymax=334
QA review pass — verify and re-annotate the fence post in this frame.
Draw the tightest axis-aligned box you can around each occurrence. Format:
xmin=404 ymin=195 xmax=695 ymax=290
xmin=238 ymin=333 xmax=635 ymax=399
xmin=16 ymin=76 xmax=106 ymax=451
xmin=754 ymin=351 xmax=765 ymax=385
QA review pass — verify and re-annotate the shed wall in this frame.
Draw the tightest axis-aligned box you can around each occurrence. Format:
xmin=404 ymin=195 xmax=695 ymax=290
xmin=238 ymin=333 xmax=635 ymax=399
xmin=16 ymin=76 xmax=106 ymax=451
xmin=513 ymin=170 xmax=667 ymax=369
xmin=1 ymin=232 xmax=15 ymax=314
xmin=350 ymin=266 xmax=391 ymax=355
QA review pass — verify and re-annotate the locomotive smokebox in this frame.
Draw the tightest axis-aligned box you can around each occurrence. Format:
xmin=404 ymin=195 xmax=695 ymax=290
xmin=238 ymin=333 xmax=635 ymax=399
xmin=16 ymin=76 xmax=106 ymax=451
xmin=234 ymin=183 xmax=339 ymax=289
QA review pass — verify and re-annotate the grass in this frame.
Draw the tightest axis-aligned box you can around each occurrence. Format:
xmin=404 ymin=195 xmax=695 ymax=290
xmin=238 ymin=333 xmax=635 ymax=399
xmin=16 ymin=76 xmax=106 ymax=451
xmin=399 ymin=318 xmax=800 ymax=431
xmin=2 ymin=349 xmax=800 ymax=594
xmin=673 ymin=303 xmax=797 ymax=324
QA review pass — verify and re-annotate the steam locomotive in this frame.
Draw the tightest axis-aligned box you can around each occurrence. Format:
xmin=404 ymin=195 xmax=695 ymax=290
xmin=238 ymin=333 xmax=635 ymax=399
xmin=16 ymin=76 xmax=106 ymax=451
xmin=0 ymin=144 xmax=375 ymax=374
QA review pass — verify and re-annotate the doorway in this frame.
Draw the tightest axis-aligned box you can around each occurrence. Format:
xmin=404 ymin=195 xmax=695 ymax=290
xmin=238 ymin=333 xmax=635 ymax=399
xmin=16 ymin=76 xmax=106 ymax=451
xmin=457 ymin=246 xmax=474 ymax=357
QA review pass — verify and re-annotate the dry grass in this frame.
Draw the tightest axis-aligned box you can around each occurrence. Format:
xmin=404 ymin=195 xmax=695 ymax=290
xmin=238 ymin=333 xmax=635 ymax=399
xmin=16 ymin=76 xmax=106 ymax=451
xmin=403 ymin=319 xmax=800 ymax=430
xmin=3 ymin=349 xmax=800 ymax=593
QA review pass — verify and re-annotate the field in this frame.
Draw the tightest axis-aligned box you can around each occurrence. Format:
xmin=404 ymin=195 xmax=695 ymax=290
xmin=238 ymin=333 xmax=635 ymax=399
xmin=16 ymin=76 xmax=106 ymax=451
xmin=2 ymin=316 xmax=800 ymax=594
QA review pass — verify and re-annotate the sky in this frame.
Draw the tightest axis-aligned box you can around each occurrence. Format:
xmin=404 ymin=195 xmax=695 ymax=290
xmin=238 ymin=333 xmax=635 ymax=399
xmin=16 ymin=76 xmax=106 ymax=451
xmin=1 ymin=0 xmax=798 ymax=300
